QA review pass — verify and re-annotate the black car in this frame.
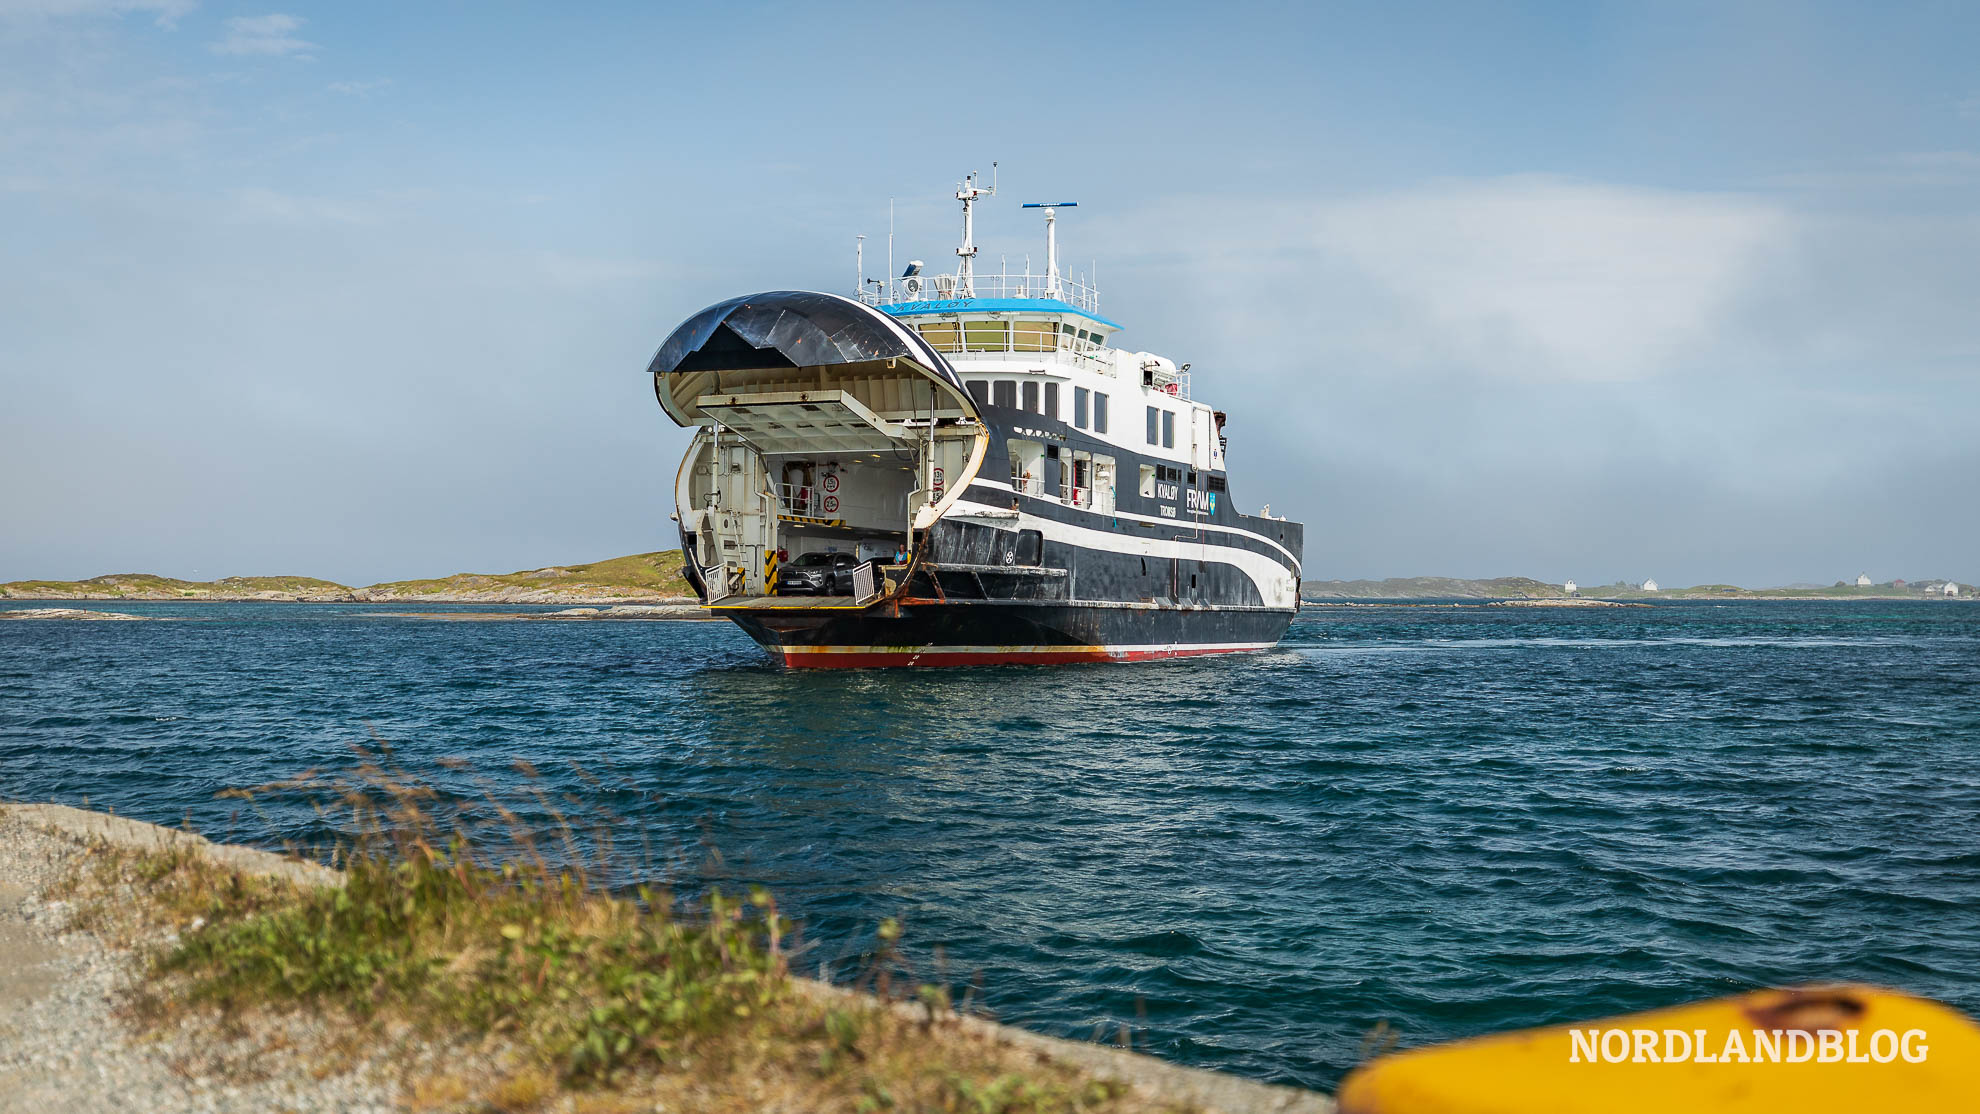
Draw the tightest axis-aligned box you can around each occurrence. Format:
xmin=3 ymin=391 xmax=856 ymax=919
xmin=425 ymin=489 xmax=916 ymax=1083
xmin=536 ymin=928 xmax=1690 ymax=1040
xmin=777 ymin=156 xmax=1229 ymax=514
xmin=775 ymin=551 xmax=858 ymax=595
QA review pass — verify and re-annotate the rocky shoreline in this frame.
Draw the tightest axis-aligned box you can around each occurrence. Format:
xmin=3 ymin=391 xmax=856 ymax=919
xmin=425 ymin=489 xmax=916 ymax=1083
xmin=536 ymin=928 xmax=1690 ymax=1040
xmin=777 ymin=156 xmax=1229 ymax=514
xmin=0 ymin=804 xmax=1333 ymax=1114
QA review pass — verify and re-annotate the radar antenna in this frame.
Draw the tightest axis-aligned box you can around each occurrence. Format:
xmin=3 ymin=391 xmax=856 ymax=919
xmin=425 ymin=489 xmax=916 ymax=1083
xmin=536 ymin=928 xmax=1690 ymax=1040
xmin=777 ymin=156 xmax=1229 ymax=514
xmin=955 ymin=164 xmax=996 ymax=296
xmin=1021 ymin=201 xmax=1078 ymax=300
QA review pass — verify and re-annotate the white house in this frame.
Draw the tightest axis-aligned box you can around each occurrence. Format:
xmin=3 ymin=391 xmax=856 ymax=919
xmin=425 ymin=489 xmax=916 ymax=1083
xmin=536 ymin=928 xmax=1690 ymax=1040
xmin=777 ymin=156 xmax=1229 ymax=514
xmin=1856 ymin=572 xmax=1873 ymax=588
xmin=1947 ymin=582 xmax=1961 ymax=597
xmin=1642 ymin=578 xmax=1659 ymax=592
xmin=1564 ymin=579 xmax=1578 ymax=595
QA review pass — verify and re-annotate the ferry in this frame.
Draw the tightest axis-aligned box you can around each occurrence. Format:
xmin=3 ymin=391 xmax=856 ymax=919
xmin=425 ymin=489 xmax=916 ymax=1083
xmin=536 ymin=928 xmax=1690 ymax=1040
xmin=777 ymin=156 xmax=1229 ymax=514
xmin=647 ymin=173 xmax=1304 ymax=667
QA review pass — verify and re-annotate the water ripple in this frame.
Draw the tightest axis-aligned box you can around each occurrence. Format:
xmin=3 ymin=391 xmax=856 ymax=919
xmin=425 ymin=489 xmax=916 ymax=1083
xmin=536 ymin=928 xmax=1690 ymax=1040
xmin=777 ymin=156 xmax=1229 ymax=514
xmin=2 ymin=598 xmax=1978 ymax=1090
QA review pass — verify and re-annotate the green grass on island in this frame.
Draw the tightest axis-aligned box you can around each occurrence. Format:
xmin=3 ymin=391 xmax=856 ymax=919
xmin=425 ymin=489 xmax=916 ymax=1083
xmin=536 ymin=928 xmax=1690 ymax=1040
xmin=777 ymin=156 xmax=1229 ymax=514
xmin=0 ymin=552 xmax=695 ymax=603
xmin=6 ymin=555 xmax=1964 ymax=605
xmin=0 ymin=573 xmax=353 ymax=600
xmin=360 ymin=551 xmax=694 ymax=602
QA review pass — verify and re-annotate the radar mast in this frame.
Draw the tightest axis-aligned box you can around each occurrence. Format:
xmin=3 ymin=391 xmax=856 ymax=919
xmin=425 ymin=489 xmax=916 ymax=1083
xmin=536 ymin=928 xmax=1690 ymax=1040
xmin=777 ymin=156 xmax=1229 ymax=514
xmin=954 ymin=165 xmax=996 ymax=296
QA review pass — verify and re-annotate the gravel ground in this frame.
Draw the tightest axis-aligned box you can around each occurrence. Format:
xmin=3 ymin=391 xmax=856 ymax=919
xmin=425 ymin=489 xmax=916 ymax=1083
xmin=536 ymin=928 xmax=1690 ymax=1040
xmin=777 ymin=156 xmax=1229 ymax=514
xmin=0 ymin=811 xmax=397 ymax=1114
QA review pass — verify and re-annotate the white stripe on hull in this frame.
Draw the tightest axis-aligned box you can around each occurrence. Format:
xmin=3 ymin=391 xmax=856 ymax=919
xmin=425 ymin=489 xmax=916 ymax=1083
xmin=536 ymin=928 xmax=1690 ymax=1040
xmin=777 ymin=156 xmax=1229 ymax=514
xmin=943 ymin=497 xmax=1299 ymax=609
xmin=966 ymin=478 xmax=1302 ymax=573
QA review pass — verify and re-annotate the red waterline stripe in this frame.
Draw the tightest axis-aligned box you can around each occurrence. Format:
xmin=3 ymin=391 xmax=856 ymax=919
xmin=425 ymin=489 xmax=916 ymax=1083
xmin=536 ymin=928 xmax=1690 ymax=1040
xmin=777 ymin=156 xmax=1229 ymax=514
xmin=778 ymin=645 xmax=1268 ymax=668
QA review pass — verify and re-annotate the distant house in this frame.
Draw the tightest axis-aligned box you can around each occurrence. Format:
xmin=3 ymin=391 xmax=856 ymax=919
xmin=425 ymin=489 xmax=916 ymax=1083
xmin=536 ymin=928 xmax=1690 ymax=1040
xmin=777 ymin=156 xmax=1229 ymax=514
xmin=1564 ymin=579 xmax=1578 ymax=595
xmin=1856 ymin=572 xmax=1873 ymax=587
xmin=1642 ymin=578 xmax=1659 ymax=592
xmin=1947 ymin=582 xmax=1961 ymax=597
xmin=1893 ymin=579 xmax=1907 ymax=589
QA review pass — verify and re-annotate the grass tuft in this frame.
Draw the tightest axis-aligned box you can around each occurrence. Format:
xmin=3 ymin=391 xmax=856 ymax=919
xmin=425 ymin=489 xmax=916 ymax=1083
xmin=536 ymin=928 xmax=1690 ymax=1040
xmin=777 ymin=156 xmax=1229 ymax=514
xmin=50 ymin=765 xmax=1183 ymax=1112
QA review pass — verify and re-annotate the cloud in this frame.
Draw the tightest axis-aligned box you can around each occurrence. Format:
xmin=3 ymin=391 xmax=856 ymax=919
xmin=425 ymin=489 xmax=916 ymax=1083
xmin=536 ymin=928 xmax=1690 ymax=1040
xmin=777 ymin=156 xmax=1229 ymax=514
xmin=1143 ymin=178 xmax=1789 ymax=385
xmin=209 ymin=12 xmax=312 ymax=57
xmin=327 ymin=77 xmax=389 ymax=96
xmin=1317 ymin=180 xmax=1794 ymax=383
xmin=0 ymin=0 xmax=195 ymax=27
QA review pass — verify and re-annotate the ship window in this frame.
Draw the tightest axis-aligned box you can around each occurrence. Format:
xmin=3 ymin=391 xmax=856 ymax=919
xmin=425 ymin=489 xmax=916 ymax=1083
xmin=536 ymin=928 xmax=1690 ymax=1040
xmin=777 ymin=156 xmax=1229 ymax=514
xmin=1207 ymin=475 xmax=1228 ymax=493
xmin=917 ymin=321 xmax=960 ymax=352
xmin=1073 ymin=386 xmax=1089 ymax=428
xmin=993 ymin=380 xmax=1017 ymax=409
xmin=1043 ymin=382 xmax=1059 ymax=420
xmin=1013 ymin=319 xmax=1056 ymax=352
xmin=1065 ymin=450 xmax=1087 ymax=504
xmin=1022 ymin=380 xmax=1039 ymax=412
xmin=1139 ymin=463 xmax=1156 ymax=497
xmin=964 ymin=319 xmax=1009 ymax=351
xmin=966 ymin=380 xmax=990 ymax=407
xmin=1188 ymin=469 xmax=1198 ymax=486
xmin=1092 ymin=392 xmax=1108 ymax=434
xmin=1146 ymin=406 xmax=1160 ymax=445
xmin=1014 ymin=529 xmax=1042 ymax=567
xmin=1161 ymin=411 xmax=1175 ymax=449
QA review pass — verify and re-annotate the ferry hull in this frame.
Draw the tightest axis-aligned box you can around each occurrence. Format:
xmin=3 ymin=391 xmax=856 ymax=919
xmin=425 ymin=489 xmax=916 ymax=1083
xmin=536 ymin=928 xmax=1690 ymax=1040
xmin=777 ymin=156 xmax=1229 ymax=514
xmin=718 ymin=601 xmax=1294 ymax=669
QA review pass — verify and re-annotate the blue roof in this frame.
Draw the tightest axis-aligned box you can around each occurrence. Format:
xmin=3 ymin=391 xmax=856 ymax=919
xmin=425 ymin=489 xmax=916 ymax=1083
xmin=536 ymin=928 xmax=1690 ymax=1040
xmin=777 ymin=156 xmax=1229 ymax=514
xmin=878 ymin=297 xmax=1122 ymax=331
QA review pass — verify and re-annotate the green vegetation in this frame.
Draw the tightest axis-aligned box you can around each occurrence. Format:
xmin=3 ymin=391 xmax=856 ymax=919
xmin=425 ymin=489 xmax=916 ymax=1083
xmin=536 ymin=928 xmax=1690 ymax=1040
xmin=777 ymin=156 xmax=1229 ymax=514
xmin=1 ymin=552 xmax=695 ymax=602
xmin=0 ymin=572 xmax=351 ymax=600
xmin=54 ymin=773 xmax=1168 ymax=1114
xmin=0 ymin=573 xmax=351 ymax=600
xmin=360 ymin=551 xmax=693 ymax=602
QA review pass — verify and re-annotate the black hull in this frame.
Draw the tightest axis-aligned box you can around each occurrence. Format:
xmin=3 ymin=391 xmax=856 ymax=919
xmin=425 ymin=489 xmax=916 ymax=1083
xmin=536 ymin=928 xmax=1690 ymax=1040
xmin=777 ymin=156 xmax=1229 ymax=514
xmin=718 ymin=598 xmax=1294 ymax=667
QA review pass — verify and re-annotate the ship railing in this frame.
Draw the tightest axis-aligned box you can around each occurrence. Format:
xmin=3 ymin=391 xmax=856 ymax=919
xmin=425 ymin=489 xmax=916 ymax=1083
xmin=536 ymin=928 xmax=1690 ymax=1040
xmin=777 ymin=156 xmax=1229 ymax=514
xmin=773 ymin=483 xmax=826 ymax=519
xmin=859 ymin=273 xmax=1100 ymax=314
xmin=910 ymin=332 xmax=1119 ymax=376
xmin=1013 ymin=472 xmax=1046 ymax=496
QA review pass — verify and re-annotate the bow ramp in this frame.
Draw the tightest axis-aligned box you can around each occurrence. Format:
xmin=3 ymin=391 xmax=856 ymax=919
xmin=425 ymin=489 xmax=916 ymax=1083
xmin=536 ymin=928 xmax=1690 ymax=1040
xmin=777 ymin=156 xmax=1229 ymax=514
xmin=648 ymin=291 xmax=988 ymax=601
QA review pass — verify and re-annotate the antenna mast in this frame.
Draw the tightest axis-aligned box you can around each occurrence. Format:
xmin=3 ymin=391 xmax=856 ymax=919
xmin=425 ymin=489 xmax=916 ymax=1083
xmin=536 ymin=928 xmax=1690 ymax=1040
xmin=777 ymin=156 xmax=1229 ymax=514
xmin=955 ymin=165 xmax=996 ymax=296
xmin=1021 ymin=201 xmax=1077 ymax=300
xmin=856 ymin=233 xmax=865 ymax=296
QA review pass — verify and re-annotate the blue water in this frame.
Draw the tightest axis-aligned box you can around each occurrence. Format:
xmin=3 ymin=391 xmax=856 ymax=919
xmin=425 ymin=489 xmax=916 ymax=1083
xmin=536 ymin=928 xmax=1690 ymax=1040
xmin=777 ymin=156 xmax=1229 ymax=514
xmin=4 ymin=599 xmax=1978 ymax=1089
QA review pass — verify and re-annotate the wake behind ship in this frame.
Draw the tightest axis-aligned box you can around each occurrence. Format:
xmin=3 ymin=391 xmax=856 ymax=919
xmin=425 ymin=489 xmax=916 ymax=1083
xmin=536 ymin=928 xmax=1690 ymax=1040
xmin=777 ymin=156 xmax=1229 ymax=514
xmin=647 ymin=174 xmax=1303 ymax=667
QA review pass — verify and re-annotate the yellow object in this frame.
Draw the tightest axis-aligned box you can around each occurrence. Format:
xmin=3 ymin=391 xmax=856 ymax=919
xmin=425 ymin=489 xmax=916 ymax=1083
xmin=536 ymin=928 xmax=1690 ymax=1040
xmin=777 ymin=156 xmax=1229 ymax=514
xmin=1337 ymin=985 xmax=1980 ymax=1114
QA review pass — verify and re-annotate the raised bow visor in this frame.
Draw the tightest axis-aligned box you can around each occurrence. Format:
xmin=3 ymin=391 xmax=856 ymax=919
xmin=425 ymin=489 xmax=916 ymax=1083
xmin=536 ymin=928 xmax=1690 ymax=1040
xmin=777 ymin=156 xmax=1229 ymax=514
xmin=647 ymin=291 xmax=988 ymax=605
xmin=648 ymin=290 xmax=974 ymax=425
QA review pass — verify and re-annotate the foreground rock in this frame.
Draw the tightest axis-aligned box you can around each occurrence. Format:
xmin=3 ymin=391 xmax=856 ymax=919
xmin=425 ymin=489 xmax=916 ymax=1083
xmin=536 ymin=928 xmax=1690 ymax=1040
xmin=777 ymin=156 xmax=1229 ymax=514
xmin=0 ymin=808 xmax=391 ymax=1114
xmin=0 ymin=804 xmax=1334 ymax=1114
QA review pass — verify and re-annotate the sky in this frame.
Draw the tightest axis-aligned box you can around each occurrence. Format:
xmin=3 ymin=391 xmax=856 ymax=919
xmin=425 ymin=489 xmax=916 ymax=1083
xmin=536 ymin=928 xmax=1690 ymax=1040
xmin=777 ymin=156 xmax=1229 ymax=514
xmin=2 ymin=1 xmax=1976 ymax=587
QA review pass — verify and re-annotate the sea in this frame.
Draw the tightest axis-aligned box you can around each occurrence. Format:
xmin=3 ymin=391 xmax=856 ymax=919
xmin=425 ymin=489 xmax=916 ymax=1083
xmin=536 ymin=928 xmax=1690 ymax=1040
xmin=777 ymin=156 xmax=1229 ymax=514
xmin=3 ymin=599 xmax=1977 ymax=1091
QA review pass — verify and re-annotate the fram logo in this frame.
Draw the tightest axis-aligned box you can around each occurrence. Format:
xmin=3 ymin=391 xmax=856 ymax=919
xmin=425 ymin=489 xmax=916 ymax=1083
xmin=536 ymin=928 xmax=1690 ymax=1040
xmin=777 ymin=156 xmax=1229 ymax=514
xmin=1186 ymin=489 xmax=1217 ymax=514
